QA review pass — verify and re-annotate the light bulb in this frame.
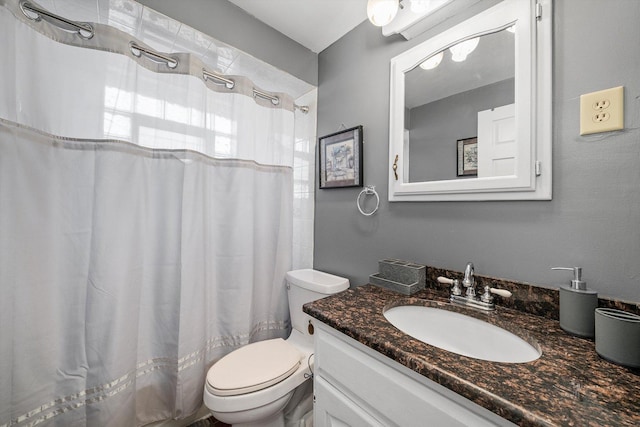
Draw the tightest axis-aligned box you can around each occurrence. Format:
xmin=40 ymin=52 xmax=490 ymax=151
xmin=367 ymin=0 xmax=399 ymax=27
xmin=419 ymin=51 xmax=444 ymax=70
xmin=449 ymin=37 xmax=479 ymax=62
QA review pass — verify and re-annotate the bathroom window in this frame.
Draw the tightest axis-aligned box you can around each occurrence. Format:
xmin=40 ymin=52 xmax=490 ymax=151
xmin=103 ymin=84 xmax=238 ymax=158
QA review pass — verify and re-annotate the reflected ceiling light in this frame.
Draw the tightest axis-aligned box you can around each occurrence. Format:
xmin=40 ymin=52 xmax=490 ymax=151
xmin=367 ymin=0 xmax=399 ymax=27
xmin=419 ymin=51 xmax=444 ymax=70
xmin=449 ymin=37 xmax=479 ymax=62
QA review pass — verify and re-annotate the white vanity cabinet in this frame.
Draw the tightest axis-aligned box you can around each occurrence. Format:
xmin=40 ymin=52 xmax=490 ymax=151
xmin=313 ymin=322 xmax=516 ymax=427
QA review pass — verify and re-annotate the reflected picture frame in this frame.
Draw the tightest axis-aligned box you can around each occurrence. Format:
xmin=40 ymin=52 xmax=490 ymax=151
xmin=319 ymin=125 xmax=364 ymax=189
xmin=457 ymin=137 xmax=478 ymax=177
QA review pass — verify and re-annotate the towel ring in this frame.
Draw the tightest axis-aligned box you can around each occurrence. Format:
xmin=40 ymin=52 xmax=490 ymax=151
xmin=357 ymin=185 xmax=380 ymax=216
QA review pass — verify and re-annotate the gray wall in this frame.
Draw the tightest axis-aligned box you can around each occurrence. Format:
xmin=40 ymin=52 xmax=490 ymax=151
xmin=409 ymin=78 xmax=514 ymax=182
xmin=136 ymin=0 xmax=318 ymax=86
xmin=315 ymin=0 xmax=640 ymax=302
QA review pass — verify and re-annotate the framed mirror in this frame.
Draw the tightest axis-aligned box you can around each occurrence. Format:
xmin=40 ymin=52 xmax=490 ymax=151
xmin=389 ymin=0 xmax=552 ymax=201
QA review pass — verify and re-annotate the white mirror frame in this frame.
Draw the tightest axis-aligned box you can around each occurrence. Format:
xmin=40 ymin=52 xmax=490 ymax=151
xmin=389 ymin=0 xmax=552 ymax=201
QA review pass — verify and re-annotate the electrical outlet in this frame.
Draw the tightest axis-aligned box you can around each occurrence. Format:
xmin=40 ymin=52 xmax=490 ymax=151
xmin=580 ymin=86 xmax=624 ymax=135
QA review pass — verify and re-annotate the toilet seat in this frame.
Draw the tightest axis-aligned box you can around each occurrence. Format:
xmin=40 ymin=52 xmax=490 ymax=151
xmin=206 ymin=338 xmax=301 ymax=397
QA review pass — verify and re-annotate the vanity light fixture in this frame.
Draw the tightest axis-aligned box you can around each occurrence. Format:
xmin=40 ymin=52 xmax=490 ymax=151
xmin=419 ymin=51 xmax=443 ymax=70
xmin=409 ymin=0 xmax=430 ymax=13
xmin=409 ymin=0 xmax=450 ymax=14
xmin=449 ymin=37 xmax=479 ymax=62
xmin=367 ymin=0 xmax=400 ymax=27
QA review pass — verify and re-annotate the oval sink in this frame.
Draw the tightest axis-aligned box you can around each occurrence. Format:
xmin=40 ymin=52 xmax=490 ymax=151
xmin=384 ymin=305 xmax=541 ymax=363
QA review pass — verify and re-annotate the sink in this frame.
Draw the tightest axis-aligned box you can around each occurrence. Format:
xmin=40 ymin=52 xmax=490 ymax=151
xmin=383 ymin=304 xmax=541 ymax=363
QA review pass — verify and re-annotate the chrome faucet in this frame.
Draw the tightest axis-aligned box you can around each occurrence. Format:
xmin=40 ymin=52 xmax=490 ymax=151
xmin=462 ymin=262 xmax=476 ymax=297
xmin=437 ymin=262 xmax=512 ymax=312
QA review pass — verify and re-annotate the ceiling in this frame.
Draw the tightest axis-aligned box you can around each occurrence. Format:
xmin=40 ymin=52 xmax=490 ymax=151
xmin=227 ymin=0 xmax=369 ymax=53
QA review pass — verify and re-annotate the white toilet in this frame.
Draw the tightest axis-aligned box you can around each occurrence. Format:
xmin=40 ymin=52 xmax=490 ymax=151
xmin=203 ymin=269 xmax=349 ymax=427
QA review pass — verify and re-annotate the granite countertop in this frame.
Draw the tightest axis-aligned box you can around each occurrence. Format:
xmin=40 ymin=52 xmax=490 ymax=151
xmin=303 ymin=284 xmax=640 ymax=427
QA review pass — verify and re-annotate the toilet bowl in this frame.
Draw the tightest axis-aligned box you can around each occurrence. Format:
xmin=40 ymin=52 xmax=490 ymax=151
xmin=203 ymin=269 xmax=349 ymax=427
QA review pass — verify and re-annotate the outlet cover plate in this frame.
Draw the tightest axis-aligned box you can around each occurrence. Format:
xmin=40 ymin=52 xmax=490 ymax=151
xmin=580 ymin=86 xmax=624 ymax=135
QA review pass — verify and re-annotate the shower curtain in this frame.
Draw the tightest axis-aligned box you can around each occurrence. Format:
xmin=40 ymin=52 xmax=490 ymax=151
xmin=0 ymin=1 xmax=314 ymax=425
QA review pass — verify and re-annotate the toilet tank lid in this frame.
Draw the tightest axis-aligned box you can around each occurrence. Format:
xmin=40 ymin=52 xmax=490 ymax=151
xmin=286 ymin=269 xmax=349 ymax=294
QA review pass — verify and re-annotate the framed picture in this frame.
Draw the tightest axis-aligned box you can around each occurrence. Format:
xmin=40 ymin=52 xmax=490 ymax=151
xmin=457 ymin=137 xmax=478 ymax=177
xmin=319 ymin=125 xmax=363 ymax=189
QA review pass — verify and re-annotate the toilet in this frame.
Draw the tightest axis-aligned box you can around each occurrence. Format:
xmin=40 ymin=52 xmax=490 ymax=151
xmin=203 ymin=269 xmax=349 ymax=427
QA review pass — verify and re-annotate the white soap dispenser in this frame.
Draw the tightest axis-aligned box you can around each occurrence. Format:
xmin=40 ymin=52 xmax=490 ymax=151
xmin=552 ymin=267 xmax=598 ymax=338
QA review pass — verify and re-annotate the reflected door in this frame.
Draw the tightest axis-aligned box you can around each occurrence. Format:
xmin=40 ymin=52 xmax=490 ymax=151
xmin=477 ymin=103 xmax=516 ymax=177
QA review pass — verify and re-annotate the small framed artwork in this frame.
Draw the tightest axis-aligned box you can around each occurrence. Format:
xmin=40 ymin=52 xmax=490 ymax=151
xmin=457 ymin=137 xmax=478 ymax=177
xmin=319 ymin=125 xmax=363 ymax=189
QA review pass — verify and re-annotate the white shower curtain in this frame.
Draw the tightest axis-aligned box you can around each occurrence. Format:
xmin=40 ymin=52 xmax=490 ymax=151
xmin=0 ymin=1 xmax=314 ymax=425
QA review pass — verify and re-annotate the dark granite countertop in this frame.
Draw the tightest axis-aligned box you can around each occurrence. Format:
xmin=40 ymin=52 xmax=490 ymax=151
xmin=303 ymin=284 xmax=640 ymax=427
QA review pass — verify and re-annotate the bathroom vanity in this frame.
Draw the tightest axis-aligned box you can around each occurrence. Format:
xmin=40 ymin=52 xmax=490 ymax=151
xmin=314 ymin=321 xmax=515 ymax=426
xmin=304 ymin=279 xmax=640 ymax=426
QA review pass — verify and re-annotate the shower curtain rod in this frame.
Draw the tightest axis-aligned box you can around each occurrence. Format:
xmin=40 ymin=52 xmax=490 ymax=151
xmin=202 ymin=70 xmax=309 ymax=113
xmin=18 ymin=0 xmax=310 ymax=114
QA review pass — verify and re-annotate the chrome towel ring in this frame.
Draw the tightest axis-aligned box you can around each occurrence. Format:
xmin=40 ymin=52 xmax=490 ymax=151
xmin=357 ymin=185 xmax=379 ymax=216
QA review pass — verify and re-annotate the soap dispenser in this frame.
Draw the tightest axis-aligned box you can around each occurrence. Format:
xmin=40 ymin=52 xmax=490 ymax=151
xmin=552 ymin=267 xmax=598 ymax=338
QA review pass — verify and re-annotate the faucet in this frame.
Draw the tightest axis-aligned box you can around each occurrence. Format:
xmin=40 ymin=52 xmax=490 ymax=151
xmin=462 ymin=262 xmax=475 ymax=297
xmin=437 ymin=262 xmax=512 ymax=312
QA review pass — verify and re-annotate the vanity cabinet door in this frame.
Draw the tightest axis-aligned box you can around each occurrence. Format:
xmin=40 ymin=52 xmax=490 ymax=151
xmin=314 ymin=322 xmax=516 ymax=427
xmin=314 ymin=376 xmax=385 ymax=427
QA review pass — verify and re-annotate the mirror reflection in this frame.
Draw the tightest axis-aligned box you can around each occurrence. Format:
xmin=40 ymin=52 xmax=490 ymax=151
xmin=404 ymin=27 xmax=515 ymax=182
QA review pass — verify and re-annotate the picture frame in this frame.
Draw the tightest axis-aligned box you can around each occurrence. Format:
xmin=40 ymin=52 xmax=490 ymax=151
xmin=457 ymin=137 xmax=478 ymax=177
xmin=319 ymin=125 xmax=364 ymax=189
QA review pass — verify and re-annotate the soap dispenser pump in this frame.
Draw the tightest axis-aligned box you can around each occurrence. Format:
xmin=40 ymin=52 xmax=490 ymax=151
xmin=552 ymin=267 xmax=598 ymax=338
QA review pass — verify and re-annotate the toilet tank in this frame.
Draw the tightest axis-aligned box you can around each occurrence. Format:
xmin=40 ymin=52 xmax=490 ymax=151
xmin=286 ymin=269 xmax=349 ymax=337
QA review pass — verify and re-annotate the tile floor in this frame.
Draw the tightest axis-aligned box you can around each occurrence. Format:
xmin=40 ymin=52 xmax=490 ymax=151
xmin=186 ymin=416 xmax=230 ymax=427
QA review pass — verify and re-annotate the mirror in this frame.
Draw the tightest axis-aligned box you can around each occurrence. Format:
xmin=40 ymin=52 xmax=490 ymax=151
xmin=405 ymin=28 xmax=515 ymax=182
xmin=389 ymin=0 xmax=552 ymax=201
